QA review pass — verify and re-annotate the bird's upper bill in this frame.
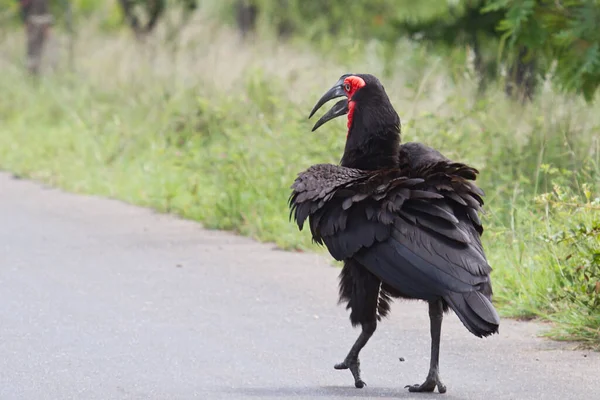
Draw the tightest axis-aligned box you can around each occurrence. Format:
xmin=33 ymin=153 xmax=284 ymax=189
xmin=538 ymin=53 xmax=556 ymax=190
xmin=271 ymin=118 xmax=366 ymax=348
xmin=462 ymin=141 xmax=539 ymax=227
xmin=308 ymin=74 xmax=366 ymax=132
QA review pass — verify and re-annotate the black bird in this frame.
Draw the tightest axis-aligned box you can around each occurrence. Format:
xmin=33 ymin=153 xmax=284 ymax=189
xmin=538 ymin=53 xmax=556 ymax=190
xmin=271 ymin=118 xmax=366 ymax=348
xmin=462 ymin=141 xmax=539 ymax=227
xmin=289 ymin=74 xmax=500 ymax=393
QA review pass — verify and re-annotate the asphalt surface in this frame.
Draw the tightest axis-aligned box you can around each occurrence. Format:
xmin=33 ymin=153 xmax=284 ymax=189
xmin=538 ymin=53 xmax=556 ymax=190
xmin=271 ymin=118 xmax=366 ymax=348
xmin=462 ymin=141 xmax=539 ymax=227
xmin=1 ymin=172 xmax=598 ymax=400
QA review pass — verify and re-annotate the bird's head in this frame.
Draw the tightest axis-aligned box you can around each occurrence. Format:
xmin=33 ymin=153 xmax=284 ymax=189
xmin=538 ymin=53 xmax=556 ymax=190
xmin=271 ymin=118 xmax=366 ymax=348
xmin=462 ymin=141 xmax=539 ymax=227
xmin=308 ymin=74 xmax=401 ymax=169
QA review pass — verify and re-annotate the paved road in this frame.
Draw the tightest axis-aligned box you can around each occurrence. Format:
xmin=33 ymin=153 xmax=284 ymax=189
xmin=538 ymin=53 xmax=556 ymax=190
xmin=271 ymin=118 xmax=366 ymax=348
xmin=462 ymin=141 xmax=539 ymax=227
xmin=1 ymin=172 xmax=598 ymax=400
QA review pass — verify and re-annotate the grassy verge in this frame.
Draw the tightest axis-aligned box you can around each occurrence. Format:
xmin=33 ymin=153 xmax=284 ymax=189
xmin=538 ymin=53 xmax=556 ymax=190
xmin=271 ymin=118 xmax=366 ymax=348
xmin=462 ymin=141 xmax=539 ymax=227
xmin=0 ymin=17 xmax=599 ymax=347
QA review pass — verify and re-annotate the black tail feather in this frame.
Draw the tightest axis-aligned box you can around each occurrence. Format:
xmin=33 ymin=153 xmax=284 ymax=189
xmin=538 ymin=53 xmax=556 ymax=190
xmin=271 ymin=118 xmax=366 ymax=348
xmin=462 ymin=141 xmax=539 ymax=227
xmin=444 ymin=291 xmax=499 ymax=338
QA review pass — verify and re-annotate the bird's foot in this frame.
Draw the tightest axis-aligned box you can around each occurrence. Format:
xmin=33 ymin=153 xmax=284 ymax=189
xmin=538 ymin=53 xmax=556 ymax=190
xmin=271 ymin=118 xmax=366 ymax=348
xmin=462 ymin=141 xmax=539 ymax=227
xmin=405 ymin=373 xmax=446 ymax=394
xmin=334 ymin=358 xmax=366 ymax=388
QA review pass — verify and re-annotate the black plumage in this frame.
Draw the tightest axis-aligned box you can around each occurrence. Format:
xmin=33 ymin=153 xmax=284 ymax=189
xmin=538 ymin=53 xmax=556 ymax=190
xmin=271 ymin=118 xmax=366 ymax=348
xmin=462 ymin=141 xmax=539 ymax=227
xmin=289 ymin=74 xmax=500 ymax=393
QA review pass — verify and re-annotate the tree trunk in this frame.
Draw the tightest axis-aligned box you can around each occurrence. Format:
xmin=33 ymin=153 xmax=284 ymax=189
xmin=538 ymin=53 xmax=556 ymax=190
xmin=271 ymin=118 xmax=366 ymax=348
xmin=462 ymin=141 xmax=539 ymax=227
xmin=118 ymin=0 xmax=165 ymax=38
xmin=235 ymin=0 xmax=258 ymax=39
xmin=505 ymin=46 xmax=537 ymax=103
xmin=24 ymin=0 xmax=53 ymax=75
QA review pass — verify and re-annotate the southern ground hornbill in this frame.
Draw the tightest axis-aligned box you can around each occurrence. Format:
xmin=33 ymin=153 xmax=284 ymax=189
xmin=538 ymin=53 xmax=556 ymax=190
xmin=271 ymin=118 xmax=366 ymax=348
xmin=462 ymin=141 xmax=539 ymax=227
xmin=288 ymin=74 xmax=500 ymax=393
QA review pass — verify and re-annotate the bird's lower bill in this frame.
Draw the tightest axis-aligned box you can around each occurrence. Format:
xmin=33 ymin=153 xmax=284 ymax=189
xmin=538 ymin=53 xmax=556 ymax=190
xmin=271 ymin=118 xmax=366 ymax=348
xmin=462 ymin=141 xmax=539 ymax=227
xmin=309 ymin=79 xmax=349 ymax=132
xmin=311 ymin=99 xmax=349 ymax=132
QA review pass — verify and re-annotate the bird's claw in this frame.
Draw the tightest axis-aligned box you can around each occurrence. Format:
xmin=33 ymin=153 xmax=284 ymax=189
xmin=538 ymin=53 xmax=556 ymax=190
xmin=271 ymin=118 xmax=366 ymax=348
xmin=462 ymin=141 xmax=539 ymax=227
xmin=354 ymin=379 xmax=366 ymax=389
xmin=334 ymin=359 xmax=366 ymax=388
xmin=405 ymin=375 xmax=446 ymax=394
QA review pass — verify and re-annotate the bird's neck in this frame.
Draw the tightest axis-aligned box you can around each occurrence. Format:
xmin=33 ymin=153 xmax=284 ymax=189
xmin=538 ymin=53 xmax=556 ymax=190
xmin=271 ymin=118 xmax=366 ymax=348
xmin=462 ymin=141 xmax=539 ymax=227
xmin=340 ymin=109 xmax=401 ymax=170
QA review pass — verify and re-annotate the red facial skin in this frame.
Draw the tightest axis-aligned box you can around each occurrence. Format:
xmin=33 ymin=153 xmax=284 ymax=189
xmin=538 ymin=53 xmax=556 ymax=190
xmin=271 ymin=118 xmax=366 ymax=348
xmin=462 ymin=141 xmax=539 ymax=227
xmin=343 ymin=76 xmax=366 ymax=136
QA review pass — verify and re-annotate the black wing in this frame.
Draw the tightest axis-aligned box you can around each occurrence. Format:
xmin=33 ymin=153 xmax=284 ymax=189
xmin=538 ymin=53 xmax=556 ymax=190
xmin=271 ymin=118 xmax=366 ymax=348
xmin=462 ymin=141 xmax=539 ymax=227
xmin=289 ymin=162 xmax=499 ymax=337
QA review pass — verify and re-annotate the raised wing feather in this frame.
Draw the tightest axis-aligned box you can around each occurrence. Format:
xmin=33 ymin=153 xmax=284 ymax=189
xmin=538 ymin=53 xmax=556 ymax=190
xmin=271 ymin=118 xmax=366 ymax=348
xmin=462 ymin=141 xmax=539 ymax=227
xmin=289 ymin=161 xmax=490 ymax=300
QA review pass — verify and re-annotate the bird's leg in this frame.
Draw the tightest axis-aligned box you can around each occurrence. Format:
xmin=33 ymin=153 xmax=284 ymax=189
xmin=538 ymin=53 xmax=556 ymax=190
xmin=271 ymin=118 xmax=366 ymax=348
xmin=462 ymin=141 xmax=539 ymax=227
xmin=334 ymin=320 xmax=376 ymax=388
xmin=405 ymin=299 xmax=447 ymax=394
xmin=335 ymin=261 xmax=384 ymax=389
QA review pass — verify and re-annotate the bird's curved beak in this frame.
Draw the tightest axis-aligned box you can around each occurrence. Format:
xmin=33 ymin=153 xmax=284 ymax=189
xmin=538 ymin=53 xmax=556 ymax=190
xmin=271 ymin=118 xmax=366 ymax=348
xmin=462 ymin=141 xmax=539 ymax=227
xmin=308 ymin=78 xmax=349 ymax=132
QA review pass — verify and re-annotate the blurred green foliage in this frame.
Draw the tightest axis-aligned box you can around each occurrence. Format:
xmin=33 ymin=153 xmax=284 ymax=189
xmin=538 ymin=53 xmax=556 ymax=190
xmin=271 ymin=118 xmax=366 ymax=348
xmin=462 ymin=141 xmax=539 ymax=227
xmin=523 ymin=187 xmax=600 ymax=345
xmin=222 ymin=0 xmax=600 ymax=101
xmin=0 ymin=0 xmax=197 ymax=32
xmin=485 ymin=0 xmax=600 ymax=102
xmin=5 ymin=0 xmax=600 ymax=100
xmin=0 ymin=0 xmax=123 ymax=30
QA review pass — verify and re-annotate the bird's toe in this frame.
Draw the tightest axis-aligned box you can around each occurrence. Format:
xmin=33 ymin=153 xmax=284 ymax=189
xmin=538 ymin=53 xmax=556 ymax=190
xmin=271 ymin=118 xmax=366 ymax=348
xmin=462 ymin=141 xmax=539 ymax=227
xmin=405 ymin=376 xmax=445 ymax=393
xmin=334 ymin=358 xmax=365 ymax=389
xmin=405 ymin=383 xmax=435 ymax=393
xmin=334 ymin=361 xmax=348 ymax=370
xmin=437 ymin=382 xmax=447 ymax=393
xmin=355 ymin=379 xmax=366 ymax=388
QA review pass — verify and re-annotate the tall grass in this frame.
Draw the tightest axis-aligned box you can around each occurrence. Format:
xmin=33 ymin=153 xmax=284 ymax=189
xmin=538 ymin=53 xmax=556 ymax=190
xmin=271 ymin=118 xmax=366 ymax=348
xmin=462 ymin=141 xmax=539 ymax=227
xmin=0 ymin=13 xmax=598 ymax=347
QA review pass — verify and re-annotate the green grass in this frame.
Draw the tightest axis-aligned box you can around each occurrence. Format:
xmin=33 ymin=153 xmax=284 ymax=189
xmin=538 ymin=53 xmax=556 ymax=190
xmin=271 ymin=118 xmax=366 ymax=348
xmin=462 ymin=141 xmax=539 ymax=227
xmin=0 ymin=15 xmax=599 ymax=347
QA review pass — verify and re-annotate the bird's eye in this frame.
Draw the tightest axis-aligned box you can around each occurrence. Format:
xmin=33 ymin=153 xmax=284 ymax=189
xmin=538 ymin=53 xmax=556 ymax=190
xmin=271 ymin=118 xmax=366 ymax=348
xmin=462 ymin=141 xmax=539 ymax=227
xmin=343 ymin=83 xmax=351 ymax=92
